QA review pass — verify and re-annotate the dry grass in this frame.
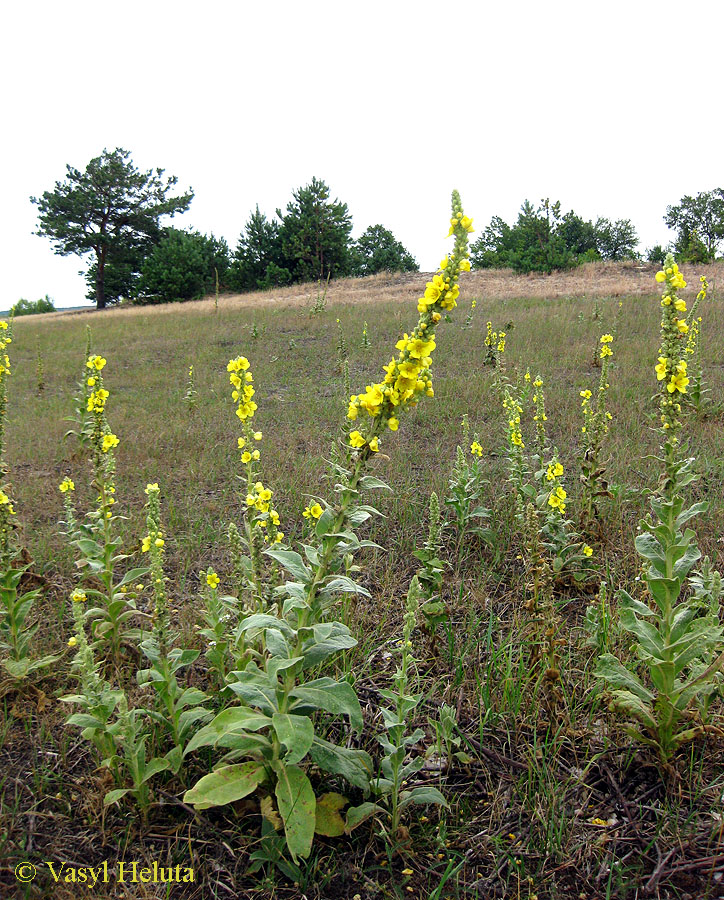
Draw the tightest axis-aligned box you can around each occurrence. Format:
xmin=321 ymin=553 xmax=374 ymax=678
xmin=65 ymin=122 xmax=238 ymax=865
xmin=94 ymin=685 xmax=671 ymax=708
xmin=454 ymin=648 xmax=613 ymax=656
xmin=26 ymin=260 xmax=724 ymax=325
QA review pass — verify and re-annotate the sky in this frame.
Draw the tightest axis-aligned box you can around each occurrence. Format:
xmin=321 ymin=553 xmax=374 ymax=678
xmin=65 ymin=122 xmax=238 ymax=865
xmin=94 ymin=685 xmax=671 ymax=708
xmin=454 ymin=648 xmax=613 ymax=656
xmin=2 ymin=0 xmax=722 ymax=309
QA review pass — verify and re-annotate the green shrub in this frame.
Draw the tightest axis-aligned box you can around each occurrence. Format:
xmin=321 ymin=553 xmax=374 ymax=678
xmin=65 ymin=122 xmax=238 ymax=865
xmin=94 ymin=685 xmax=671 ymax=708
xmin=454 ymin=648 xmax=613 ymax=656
xmin=9 ymin=295 xmax=55 ymax=316
xmin=135 ymin=229 xmax=229 ymax=305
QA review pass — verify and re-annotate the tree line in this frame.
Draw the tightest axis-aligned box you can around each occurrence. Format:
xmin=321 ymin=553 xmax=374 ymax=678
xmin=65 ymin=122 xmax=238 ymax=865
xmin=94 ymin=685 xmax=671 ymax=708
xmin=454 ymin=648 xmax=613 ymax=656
xmin=30 ymin=148 xmax=724 ymax=310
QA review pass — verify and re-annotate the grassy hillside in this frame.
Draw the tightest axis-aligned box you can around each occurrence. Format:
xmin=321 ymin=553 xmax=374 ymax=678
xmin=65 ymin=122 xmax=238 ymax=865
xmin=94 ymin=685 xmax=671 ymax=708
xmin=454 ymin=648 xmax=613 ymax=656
xmin=2 ymin=263 xmax=724 ymax=899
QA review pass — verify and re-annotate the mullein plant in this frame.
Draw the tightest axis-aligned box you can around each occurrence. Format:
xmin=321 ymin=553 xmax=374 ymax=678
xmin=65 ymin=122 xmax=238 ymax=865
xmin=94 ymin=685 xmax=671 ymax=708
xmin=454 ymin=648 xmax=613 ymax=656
xmin=35 ymin=343 xmax=45 ymax=395
xmin=483 ymin=321 xmax=506 ymax=366
xmin=227 ymin=356 xmax=284 ymax=613
xmin=62 ymin=591 xmax=123 ymax=765
xmin=578 ymin=334 xmax=615 ymax=537
xmin=182 ymin=364 xmax=198 ymax=410
xmin=63 ymin=324 xmax=94 ymax=450
xmin=345 ymin=578 xmax=447 ymax=845
xmin=197 ymin=566 xmax=240 ymax=690
xmin=136 ymin=483 xmax=211 ymax=774
xmin=183 ymin=193 xmax=473 ymax=863
xmin=414 ymin=491 xmax=448 ymax=640
xmin=0 ymin=321 xmax=58 ymax=679
xmin=444 ymin=420 xmax=492 ymax=568
xmin=65 ymin=355 xmax=147 ymax=661
xmin=523 ymin=373 xmax=594 ymax=583
xmin=596 ymin=256 xmax=724 ymax=763
xmin=462 ymin=297 xmax=477 ymax=330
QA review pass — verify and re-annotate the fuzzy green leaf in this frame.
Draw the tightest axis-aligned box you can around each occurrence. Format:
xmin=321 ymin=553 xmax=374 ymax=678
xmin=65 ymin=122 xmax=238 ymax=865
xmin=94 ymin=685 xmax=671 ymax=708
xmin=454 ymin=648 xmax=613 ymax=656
xmin=184 ymin=762 xmax=267 ymax=809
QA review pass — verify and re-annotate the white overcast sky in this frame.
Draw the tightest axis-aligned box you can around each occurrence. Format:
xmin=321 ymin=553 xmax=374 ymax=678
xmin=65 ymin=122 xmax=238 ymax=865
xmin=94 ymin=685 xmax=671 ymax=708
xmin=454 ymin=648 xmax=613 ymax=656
xmin=2 ymin=0 xmax=722 ymax=309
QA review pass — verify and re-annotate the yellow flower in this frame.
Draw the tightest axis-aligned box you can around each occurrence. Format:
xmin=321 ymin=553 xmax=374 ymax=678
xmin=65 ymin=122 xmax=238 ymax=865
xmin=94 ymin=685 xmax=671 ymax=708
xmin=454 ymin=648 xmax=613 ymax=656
xmin=583 ymin=545 xmax=593 ymax=558
xmin=254 ymin=431 xmax=262 ymax=440
xmin=67 ymin=636 xmax=78 ymax=648
xmin=252 ymin=449 xmax=260 ymax=460
xmin=655 ymin=271 xmax=666 ymax=283
xmin=59 ymin=478 xmax=75 ymax=493
xmin=87 ymin=377 xmax=96 ymax=387
xmin=667 ymin=372 xmax=689 ymax=394
xmin=470 ymin=441 xmax=483 ymax=457
xmin=145 ymin=483 xmax=159 ymax=495
xmin=141 ymin=536 xmax=151 ymax=552
xmin=241 ymin=451 xmax=252 ymax=463
xmin=600 ymin=345 xmax=613 ymax=358
xmin=369 ymin=436 xmax=380 ymax=452
xmin=655 ymin=357 xmax=668 ymax=380
xmin=600 ymin=334 xmax=613 ymax=343
xmin=349 ymin=430 xmax=366 ymax=448
xmin=155 ymin=537 xmax=165 ymax=548
xmin=303 ymin=503 xmax=324 ymax=519
xmin=388 ymin=417 xmax=399 ymax=431
xmin=101 ymin=433 xmax=119 ymax=453
xmin=275 ymin=531 xmax=284 ymax=543
xmin=674 ymin=298 xmax=686 ymax=312
xmin=237 ymin=437 xmax=246 ymax=449
xmin=206 ymin=572 xmax=220 ymax=589
xmin=71 ymin=590 xmax=87 ymax=603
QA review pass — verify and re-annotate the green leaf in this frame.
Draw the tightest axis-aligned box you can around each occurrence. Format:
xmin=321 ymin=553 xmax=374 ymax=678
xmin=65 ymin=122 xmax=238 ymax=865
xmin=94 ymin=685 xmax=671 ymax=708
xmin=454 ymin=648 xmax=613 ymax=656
xmin=308 ymin=738 xmax=372 ymax=793
xmin=301 ymin=622 xmax=357 ymax=669
xmin=609 ymin=690 xmax=657 ymax=730
xmin=596 ymin=654 xmax=654 ymax=703
xmin=183 ymin=762 xmax=267 ymax=809
xmin=398 ymin=785 xmax=448 ymax=809
xmin=358 ymin=475 xmax=392 ymax=491
xmin=183 ymin=707 xmax=271 ymax=755
xmin=344 ymin=801 xmax=382 ymax=833
xmin=315 ymin=792 xmax=348 ymax=836
xmin=104 ymin=788 xmax=130 ymax=806
xmin=274 ymin=764 xmax=316 ymax=862
xmin=290 ymin=678 xmax=363 ymax=730
xmin=142 ymin=757 xmax=171 ymax=783
xmin=323 ymin=575 xmax=371 ymax=598
xmin=264 ymin=549 xmax=311 ymax=582
xmin=272 ymin=714 xmax=315 ymax=766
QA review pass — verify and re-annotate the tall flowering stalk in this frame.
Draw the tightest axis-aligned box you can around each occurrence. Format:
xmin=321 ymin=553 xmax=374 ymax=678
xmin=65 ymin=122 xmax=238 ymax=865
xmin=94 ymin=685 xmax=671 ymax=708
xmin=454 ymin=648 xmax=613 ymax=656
xmin=185 ymin=192 xmax=473 ymax=863
xmin=67 ymin=355 xmax=146 ymax=661
xmin=579 ymin=334 xmax=615 ymax=535
xmin=597 ymin=255 xmax=724 ymax=762
xmin=138 ymin=483 xmax=211 ymax=772
xmin=227 ymin=356 xmax=283 ymax=612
